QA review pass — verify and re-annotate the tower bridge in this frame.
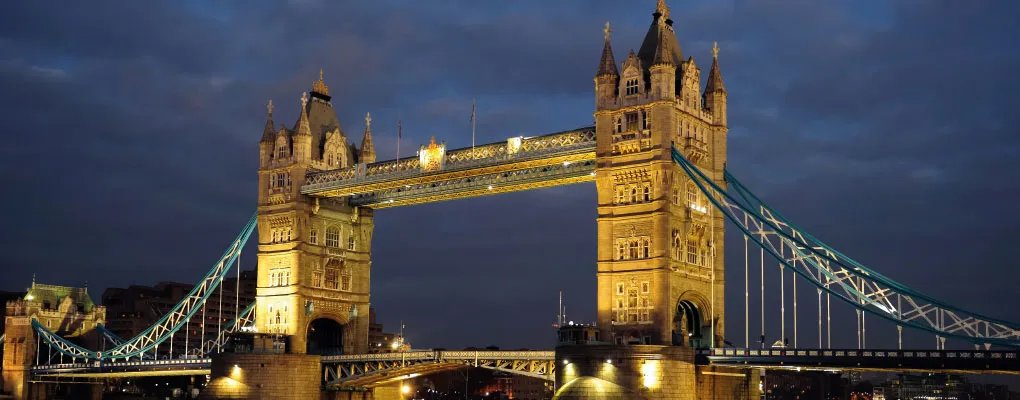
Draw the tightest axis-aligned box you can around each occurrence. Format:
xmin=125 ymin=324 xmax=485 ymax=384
xmin=5 ymin=0 xmax=1020 ymax=399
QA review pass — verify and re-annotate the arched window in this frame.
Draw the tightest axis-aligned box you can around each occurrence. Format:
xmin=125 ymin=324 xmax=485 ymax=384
xmin=325 ymin=227 xmax=340 ymax=248
xmin=640 ymin=238 xmax=650 ymax=259
xmin=267 ymin=305 xmax=275 ymax=325
xmin=347 ymin=236 xmax=355 ymax=251
xmin=625 ymin=78 xmax=639 ymax=95
xmin=673 ymin=231 xmax=683 ymax=260
xmin=341 ymin=268 xmax=352 ymax=291
xmin=277 ymin=143 xmax=288 ymax=159
xmin=274 ymin=309 xmax=282 ymax=325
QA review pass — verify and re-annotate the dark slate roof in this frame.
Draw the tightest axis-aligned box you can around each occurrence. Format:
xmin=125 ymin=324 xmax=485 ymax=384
xmin=303 ymin=98 xmax=354 ymax=163
xmin=261 ymin=111 xmax=275 ymax=143
xmin=705 ymin=55 xmax=725 ymax=93
xmin=596 ymin=38 xmax=619 ymax=78
xmin=25 ymin=282 xmax=95 ymax=312
xmin=637 ymin=14 xmax=683 ymax=72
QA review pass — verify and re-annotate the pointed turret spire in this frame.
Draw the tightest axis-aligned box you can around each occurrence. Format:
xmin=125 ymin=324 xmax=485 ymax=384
xmin=360 ymin=112 xmax=376 ymax=164
xmin=261 ymin=100 xmax=276 ymax=143
xmin=705 ymin=41 xmax=725 ymax=93
xmin=596 ymin=21 xmax=619 ymax=78
xmin=657 ymin=0 xmax=671 ymax=22
xmin=295 ymin=92 xmax=311 ymax=137
xmin=652 ymin=27 xmax=675 ymax=66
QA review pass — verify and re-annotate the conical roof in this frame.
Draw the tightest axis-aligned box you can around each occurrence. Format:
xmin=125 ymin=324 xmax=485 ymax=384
xmin=359 ymin=112 xmax=376 ymax=163
xmin=261 ymin=100 xmax=276 ymax=143
xmin=596 ymin=22 xmax=619 ymax=78
xmin=294 ymin=92 xmax=311 ymax=137
xmin=705 ymin=42 xmax=726 ymax=93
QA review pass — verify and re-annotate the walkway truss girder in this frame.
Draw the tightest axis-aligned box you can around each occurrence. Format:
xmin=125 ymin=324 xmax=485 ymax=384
xmin=301 ymin=127 xmax=596 ymax=208
xmin=321 ymin=351 xmax=556 ymax=388
xmin=672 ymin=147 xmax=1020 ymax=348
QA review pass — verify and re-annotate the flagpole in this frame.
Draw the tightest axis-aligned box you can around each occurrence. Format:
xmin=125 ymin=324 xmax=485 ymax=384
xmin=471 ymin=99 xmax=476 ymax=155
xmin=397 ymin=118 xmax=402 ymax=160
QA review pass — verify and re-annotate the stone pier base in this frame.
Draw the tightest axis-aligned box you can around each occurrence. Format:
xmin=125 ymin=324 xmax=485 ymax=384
xmin=553 ymin=345 xmax=759 ymax=400
xmin=199 ymin=353 xmax=321 ymax=400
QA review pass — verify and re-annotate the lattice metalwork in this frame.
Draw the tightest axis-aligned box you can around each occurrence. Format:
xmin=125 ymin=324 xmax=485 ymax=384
xmin=188 ymin=301 xmax=256 ymax=356
xmin=350 ymin=158 xmax=596 ymax=208
xmin=302 ymin=127 xmax=595 ymax=198
xmin=672 ymin=147 xmax=1020 ymax=348
xmin=33 ymin=213 xmax=258 ymax=360
xmin=322 ymin=351 xmax=555 ymax=387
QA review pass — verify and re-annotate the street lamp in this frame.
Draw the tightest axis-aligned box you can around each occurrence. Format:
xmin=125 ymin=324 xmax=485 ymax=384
xmin=401 ymin=385 xmax=411 ymax=394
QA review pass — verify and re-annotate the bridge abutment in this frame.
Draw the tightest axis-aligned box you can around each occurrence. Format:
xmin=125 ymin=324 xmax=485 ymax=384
xmin=199 ymin=353 xmax=321 ymax=400
xmin=553 ymin=345 xmax=758 ymax=400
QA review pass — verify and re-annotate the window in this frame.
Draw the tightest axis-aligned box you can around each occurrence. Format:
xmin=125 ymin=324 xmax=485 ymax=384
xmin=616 ymin=283 xmax=625 ymax=295
xmin=347 ymin=236 xmax=355 ymax=251
xmin=325 ymin=227 xmax=340 ymax=248
xmin=325 ymin=268 xmax=339 ymax=290
xmin=687 ymin=239 xmax=699 ymax=265
xmin=617 ymin=241 xmax=626 ymax=260
xmin=644 ymin=110 xmax=651 ymax=130
xmin=616 ymin=185 xmax=627 ymax=204
xmin=672 ymin=230 xmax=683 ymax=260
xmin=625 ymin=78 xmax=639 ymax=95
xmin=341 ymin=269 xmax=352 ymax=291
xmin=641 ymin=281 xmax=649 ymax=293
xmin=277 ymin=144 xmax=288 ymax=159
xmin=270 ymin=271 xmax=277 ymax=287
xmin=625 ymin=112 xmax=639 ymax=131
xmin=628 ymin=289 xmax=638 ymax=308
xmin=309 ymin=229 xmax=317 ymax=244
xmin=616 ymin=117 xmax=623 ymax=133
xmin=640 ymin=238 xmax=650 ymax=258
xmin=312 ymin=271 xmax=322 ymax=288
xmin=629 ymin=240 xmax=639 ymax=259
xmin=642 ymin=183 xmax=651 ymax=202
xmin=672 ymin=187 xmax=680 ymax=205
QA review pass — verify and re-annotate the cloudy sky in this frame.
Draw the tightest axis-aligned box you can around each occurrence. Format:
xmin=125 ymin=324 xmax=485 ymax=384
xmin=2 ymin=0 xmax=1019 ymax=359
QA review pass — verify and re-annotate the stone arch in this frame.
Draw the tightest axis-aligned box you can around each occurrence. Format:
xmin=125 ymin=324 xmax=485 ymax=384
xmin=305 ymin=315 xmax=347 ymax=356
xmin=674 ymin=291 xmax=711 ymax=348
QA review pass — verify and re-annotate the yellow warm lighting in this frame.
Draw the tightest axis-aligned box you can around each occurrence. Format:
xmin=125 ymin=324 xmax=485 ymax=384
xmin=641 ymin=360 xmax=659 ymax=389
xmin=401 ymin=385 xmax=411 ymax=394
xmin=25 ymin=294 xmax=34 ymax=301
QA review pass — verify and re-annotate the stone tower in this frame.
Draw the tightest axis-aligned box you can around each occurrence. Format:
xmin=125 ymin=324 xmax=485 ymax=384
xmin=594 ymin=0 xmax=728 ymax=348
xmin=255 ymin=71 xmax=374 ymax=355
xmin=3 ymin=281 xmax=105 ymax=399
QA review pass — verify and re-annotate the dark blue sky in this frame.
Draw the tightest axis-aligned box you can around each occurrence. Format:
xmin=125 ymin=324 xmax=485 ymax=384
xmin=2 ymin=0 xmax=1019 ymax=358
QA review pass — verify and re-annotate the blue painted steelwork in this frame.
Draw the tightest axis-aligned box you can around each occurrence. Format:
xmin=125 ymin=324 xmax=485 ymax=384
xmin=672 ymin=146 xmax=1020 ymax=347
xmin=700 ymin=348 xmax=1020 ymax=374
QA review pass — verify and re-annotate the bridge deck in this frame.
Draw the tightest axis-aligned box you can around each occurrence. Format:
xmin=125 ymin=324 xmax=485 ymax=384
xmin=701 ymin=348 xmax=1020 ymax=375
xmin=301 ymin=127 xmax=595 ymax=208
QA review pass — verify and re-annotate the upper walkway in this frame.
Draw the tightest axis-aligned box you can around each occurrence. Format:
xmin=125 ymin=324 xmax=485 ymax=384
xmin=302 ymin=127 xmax=596 ymax=208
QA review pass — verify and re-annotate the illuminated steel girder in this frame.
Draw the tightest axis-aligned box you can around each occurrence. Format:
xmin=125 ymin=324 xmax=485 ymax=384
xmin=321 ymin=350 xmax=556 ymax=388
xmin=302 ymin=127 xmax=596 ymax=208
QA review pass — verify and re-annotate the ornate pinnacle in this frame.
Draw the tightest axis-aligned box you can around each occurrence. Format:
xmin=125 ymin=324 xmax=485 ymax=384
xmin=312 ymin=69 xmax=330 ymax=96
xmin=365 ymin=112 xmax=371 ymax=129
xmin=267 ymin=99 xmax=274 ymax=115
xmin=300 ymin=92 xmax=308 ymax=108
xmin=712 ymin=41 xmax=719 ymax=59
xmin=657 ymin=0 xmax=670 ymax=20
xmin=604 ymin=21 xmax=612 ymax=41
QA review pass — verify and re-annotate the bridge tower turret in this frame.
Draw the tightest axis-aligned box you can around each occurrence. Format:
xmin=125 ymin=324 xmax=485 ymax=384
xmin=254 ymin=71 xmax=371 ymax=356
xmin=593 ymin=0 xmax=727 ymax=348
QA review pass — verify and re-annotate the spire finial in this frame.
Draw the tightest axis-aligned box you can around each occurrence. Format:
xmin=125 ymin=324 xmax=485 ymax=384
xmin=365 ymin=112 xmax=371 ymax=129
xmin=32 ymin=273 xmax=36 ymax=285
xmin=656 ymin=0 xmax=670 ymax=19
xmin=712 ymin=41 xmax=719 ymax=59
xmin=319 ymin=69 xmax=324 ymax=82
xmin=603 ymin=21 xmax=612 ymax=41
xmin=312 ymin=70 xmax=330 ymax=95
xmin=267 ymin=99 xmax=274 ymax=115
xmin=300 ymin=92 xmax=308 ymax=108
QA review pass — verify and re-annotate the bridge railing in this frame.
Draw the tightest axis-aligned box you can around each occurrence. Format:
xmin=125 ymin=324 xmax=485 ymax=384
xmin=701 ymin=348 xmax=1019 ymax=360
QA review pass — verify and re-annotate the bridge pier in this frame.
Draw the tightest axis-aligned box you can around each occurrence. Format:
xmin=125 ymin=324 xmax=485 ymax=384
xmin=199 ymin=353 xmax=321 ymax=400
xmin=553 ymin=345 xmax=758 ymax=400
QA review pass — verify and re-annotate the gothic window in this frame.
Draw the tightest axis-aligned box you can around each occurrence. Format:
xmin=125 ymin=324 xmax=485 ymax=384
xmin=640 ymin=238 xmax=650 ymax=258
xmin=642 ymin=110 xmax=649 ymax=130
xmin=271 ymin=231 xmax=278 ymax=243
xmin=347 ymin=236 xmax=355 ymax=251
xmin=269 ymin=173 xmax=275 ymax=189
xmin=628 ymin=289 xmax=638 ymax=308
xmin=628 ymin=240 xmax=639 ymax=259
xmin=686 ymin=181 xmax=707 ymax=213
xmin=274 ymin=309 xmax=282 ymax=325
xmin=630 ymin=186 xmax=638 ymax=203
xmin=267 ymin=305 xmax=275 ymax=325
xmin=672 ymin=230 xmax=683 ymax=260
xmin=283 ymin=270 xmax=290 ymax=285
xmin=617 ymin=283 xmax=625 ymax=295
xmin=341 ymin=268 xmax=352 ymax=291
xmin=617 ymin=240 xmax=626 ymax=260
xmin=325 ymin=227 xmax=340 ymax=248
xmin=625 ymin=112 xmax=639 ymax=131
xmin=687 ymin=239 xmax=699 ymax=265
xmin=277 ymin=144 xmax=288 ymax=159
xmin=641 ymin=297 xmax=649 ymax=307
xmin=625 ymin=78 xmax=639 ymax=95
xmin=270 ymin=271 xmax=277 ymax=287
xmin=285 ymin=229 xmax=292 ymax=242
xmin=312 ymin=271 xmax=322 ymax=288
xmin=616 ymin=116 xmax=623 ymax=133
xmin=617 ymin=299 xmax=624 ymax=309
xmin=641 ymin=281 xmax=650 ymax=293
xmin=309 ymin=229 xmax=317 ymax=245
xmin=325 ymin=268 xmax=340 ymax=290
xmin=672 ymin=187 xmax=680 ymax=205
xmin=276 ymin=173 xmax=285 ymax=189
xmin=642 ymin=183 xmax=651 ymax=202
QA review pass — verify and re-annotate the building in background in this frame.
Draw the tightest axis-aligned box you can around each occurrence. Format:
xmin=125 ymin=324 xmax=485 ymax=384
xmin=367 ymin=307 xmax=409 ymax=352
xmin=102 ymin=269 xmax=256 ymax=354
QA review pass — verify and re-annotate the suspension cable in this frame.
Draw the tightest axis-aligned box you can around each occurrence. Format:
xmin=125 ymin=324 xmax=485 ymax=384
xmin=760 ymin=230 xmax=765 ymax=348
xmin=709 ymin=204 xmax=716 ymax=348
xmin=780 ymin=238 xmax=785 ymax=346
xmin=744 ymin=214 xmax=749 ymax=349
xmin=817 ymin=288 xmax=822 ymax=348
xmin=793 ymin=266 xmax=798 ymax=348
xmin=217 ymin=265 xmax=224 ymax=353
